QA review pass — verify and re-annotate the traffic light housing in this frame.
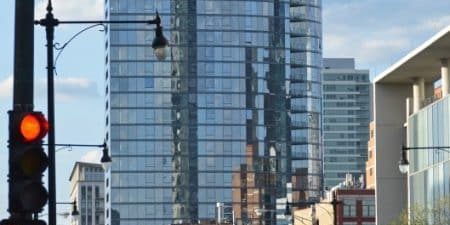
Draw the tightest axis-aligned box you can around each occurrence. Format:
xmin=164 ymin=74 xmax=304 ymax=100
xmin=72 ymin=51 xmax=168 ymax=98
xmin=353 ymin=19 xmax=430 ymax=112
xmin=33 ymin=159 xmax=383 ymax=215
xmin=8 ymin=110 xmax=49 ymax=214
xmin=0 ymin=219 xmax=46 ymax=225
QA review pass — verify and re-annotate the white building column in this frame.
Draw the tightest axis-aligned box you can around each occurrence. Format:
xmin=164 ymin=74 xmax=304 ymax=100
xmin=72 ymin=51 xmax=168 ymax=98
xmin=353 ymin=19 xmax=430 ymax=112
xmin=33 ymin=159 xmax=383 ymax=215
xmin=441 ymin=58 xmax=449 ymax=97
xmin=412 ymin=78 xmax=425 ymax=113
xmin=419 ymin=77 xmax=425 ymax=102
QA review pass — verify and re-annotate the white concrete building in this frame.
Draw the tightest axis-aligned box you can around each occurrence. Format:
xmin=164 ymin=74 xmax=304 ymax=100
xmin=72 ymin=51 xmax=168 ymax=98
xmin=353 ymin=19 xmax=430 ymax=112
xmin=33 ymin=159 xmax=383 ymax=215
xmin=69 ymin=162 xmax=105 ymax=225
xmin=373 ymin=25 xmax=450 ymax=224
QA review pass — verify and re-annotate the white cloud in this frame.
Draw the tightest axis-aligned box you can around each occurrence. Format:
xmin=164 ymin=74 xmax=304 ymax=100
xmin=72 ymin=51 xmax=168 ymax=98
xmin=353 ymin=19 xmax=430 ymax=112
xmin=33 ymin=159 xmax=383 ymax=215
xmin=0 ymin=75 xmax=13 ymax=99
xmin=420 ymin=15 xmax=450 ymax=31
xmin=35 ymin=76 xmax=100 ymax=101
xmin=322 ymin=0 xmax=450 ymax=74
xmin=323 ymin=34 xmax=347 ymax=56
xmin=0 ymin=75 xmax=98 ymax=101
xmin=80 ymin=150 xmax=102 ymax=163
xmin=55 ymin=77 xmax=92 ymax=87
xmin=35 ymin=0 xmax=103 ymax=21
xmin=362 ymin=39 xmax=409 ymax=50
xmin=54 ymin=76 xmax=99 ymax=101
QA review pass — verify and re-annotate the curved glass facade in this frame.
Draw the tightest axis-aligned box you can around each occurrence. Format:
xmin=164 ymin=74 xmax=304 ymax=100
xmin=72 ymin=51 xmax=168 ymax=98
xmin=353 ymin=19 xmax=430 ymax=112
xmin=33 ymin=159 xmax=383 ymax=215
xmin=105 ymin=1 xmax=322 ymax=225
xmin=289 ymin=0 xmax=322 ymax=202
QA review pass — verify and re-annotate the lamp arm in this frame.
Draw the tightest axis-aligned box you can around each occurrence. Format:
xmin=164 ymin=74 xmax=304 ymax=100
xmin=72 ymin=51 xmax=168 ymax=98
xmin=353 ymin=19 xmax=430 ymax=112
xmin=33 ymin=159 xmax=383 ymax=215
xmin=53 ymin=23 xmax=106 ymax=75
xmin=43 ymin=143 xmax=106 ymax=148
xmin=403 ymin=146 xmax=450 ymax=153
xmin=56 ymin=201 xmax=76 ymax=205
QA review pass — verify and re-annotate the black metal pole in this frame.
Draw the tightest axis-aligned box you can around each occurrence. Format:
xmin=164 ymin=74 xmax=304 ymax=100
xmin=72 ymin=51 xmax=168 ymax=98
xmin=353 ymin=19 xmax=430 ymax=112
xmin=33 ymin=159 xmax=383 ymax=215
xmin=12 ymin=0 xmax=34 ymax=110
xmin=8 ymin=0 xmax=34 ymax=221
xmin=43 ymin=1 xmax=58 ymax=225
xmin=33 ymin=7 xmax=163 ymax=225
xmin=332 ymin=192 xmax=337 ymax=225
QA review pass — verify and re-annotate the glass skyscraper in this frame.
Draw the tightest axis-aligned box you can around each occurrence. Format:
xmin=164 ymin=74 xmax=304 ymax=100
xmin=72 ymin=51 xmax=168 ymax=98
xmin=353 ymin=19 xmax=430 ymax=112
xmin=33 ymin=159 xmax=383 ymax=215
xmin=104 ymin=1 xmax=322 ymax=224
xmin=322 ymin=58 xmax=370 ymax=188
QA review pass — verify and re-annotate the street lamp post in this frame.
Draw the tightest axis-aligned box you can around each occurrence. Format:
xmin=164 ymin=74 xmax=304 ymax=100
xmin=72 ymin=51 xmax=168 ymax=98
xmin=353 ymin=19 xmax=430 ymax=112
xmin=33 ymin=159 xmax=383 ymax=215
xmin=398 ymin=145 xmax=450 ymax=174
xmin=285 ymin=197 xmax=341 ymax=225
xmin=331 ymin=192 xmax=340 ymax=225
xmin=38 ymin=200 xmax=79 ymax=220
xmin=43 ymin=142 xmax=112 ymax=170
xmin=34 ymin=1 xmax=168 ymax=225
xmin=55 ymin=201 xmax=80 ymax=219
xmin=284 ymin=203 xmax=318 ymax=225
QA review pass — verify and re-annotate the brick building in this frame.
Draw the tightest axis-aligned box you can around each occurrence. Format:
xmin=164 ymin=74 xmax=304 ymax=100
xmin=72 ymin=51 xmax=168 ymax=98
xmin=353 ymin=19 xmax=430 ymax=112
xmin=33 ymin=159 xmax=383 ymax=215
xmin=334 ymin=188 xmax=375 ymax=225
xmin=365 ymin=122 xmax=375 ymax=189
xmin=294 ymin=176 xmax=375 ymax=225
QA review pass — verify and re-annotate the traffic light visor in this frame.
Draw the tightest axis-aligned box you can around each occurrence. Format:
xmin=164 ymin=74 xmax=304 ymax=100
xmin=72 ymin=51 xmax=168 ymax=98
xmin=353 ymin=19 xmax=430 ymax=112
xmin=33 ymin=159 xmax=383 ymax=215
xmin=20 ymin=113 xmax=48 ymax=142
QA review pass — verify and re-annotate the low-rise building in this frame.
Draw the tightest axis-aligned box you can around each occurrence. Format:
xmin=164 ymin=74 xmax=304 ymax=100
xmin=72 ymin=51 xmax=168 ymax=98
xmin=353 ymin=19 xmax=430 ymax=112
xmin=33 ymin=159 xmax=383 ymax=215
xmin=294 ymin=175 xmax=375 ymax=225
xmin=69 ymin=162 xmax=105 ymax=225
xmin=365 ymin=122 xmax=375 ymax=189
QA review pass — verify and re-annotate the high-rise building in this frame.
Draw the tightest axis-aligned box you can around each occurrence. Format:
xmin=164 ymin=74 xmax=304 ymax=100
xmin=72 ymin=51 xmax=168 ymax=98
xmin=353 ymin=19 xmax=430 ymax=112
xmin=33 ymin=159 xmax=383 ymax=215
xmin=322 ymin=58 xmax=370 ymax=189
xmin=69 ymin=162 xmax=105 ymax=225
xmin=104 ymin=1 xmax=322 ymax=224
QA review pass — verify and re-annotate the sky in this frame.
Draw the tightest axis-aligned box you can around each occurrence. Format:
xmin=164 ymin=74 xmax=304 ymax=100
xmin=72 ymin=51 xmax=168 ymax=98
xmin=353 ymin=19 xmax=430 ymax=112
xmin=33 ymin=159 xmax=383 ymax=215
xmin=0 ymin=0 xmax=449 ymax=224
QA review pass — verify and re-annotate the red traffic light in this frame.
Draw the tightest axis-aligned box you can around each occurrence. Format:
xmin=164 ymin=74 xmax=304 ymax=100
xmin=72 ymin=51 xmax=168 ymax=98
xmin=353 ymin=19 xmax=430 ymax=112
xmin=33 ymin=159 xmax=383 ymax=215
xmin=8 ymin=110 xmax=49 ymax=214
xmin=19 ymin=113 xmax=48 ymax=142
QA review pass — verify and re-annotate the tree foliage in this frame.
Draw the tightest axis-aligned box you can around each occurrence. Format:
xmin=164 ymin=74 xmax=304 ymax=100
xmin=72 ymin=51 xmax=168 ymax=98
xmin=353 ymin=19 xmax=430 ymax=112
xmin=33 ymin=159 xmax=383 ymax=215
xmin=389 ymin=197 xmax=450 ymax=225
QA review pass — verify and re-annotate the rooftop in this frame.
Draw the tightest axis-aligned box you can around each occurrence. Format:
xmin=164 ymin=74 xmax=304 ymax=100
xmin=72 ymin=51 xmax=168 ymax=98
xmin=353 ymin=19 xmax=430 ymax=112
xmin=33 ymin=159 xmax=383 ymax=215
xmin=68 ymin=161 xmax=103 ymax=181
xmin=374 ymin=25 xmax=450 ymax=84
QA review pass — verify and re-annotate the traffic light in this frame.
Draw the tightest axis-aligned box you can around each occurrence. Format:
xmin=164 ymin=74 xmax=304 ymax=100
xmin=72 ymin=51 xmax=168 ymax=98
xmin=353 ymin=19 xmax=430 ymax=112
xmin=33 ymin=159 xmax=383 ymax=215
xmin=0 ymin=218 xmax=46 ymax=225
xmin=8 ymin=110 xmax=49 ymax=214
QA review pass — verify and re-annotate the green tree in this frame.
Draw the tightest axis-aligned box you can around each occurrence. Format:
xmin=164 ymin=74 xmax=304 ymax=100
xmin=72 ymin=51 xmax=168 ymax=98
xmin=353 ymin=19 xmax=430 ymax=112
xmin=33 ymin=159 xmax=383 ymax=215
xmin=389 ymin=197 xmax=450 ymax=225
xmin=388 ymin=205 xmax=426 ymax=225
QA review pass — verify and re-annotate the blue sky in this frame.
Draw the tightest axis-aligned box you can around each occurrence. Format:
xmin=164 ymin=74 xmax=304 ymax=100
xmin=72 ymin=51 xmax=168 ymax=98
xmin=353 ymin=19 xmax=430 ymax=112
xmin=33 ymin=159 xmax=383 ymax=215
xmin=0 ymin=0 xmax=449 ymax=223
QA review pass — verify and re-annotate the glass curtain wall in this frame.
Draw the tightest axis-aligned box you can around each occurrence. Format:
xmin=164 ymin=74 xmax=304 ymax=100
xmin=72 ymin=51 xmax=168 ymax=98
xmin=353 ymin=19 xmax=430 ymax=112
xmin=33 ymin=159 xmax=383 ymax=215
xmin=408 ymin=96 xmax=450 ymax=224
xmin=289 ymin=0 xmax=323 ymax=201
xmin=322 ymin=71 xmax=370 ymax=188
xmin=104 ymin=1 xmax=322 ymax=225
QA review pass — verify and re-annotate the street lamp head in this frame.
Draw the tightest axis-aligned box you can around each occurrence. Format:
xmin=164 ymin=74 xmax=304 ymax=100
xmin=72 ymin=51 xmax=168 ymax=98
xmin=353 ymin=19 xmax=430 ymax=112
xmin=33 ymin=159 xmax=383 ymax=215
xmin=284 ymin=201 xmax=293 ymax=223
xmin=398 ymin=146 xmax=409 ymax=174
xmin=100 ymin=143 xmax=112 ymax=171
xmin=254 ymin=208 xmax=262 ymax=217
xmin=398 ymin=162 xmax=409 ymax=174
xmin=284 ymin=201 xmax=291 ymax=216
xmin=71 ymin=200 xmax=80 ymax=219
xmin=152 ymin=12 xmax=168 ymax=60
xmin=153 ymin=44 xmax=168 ymax=60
